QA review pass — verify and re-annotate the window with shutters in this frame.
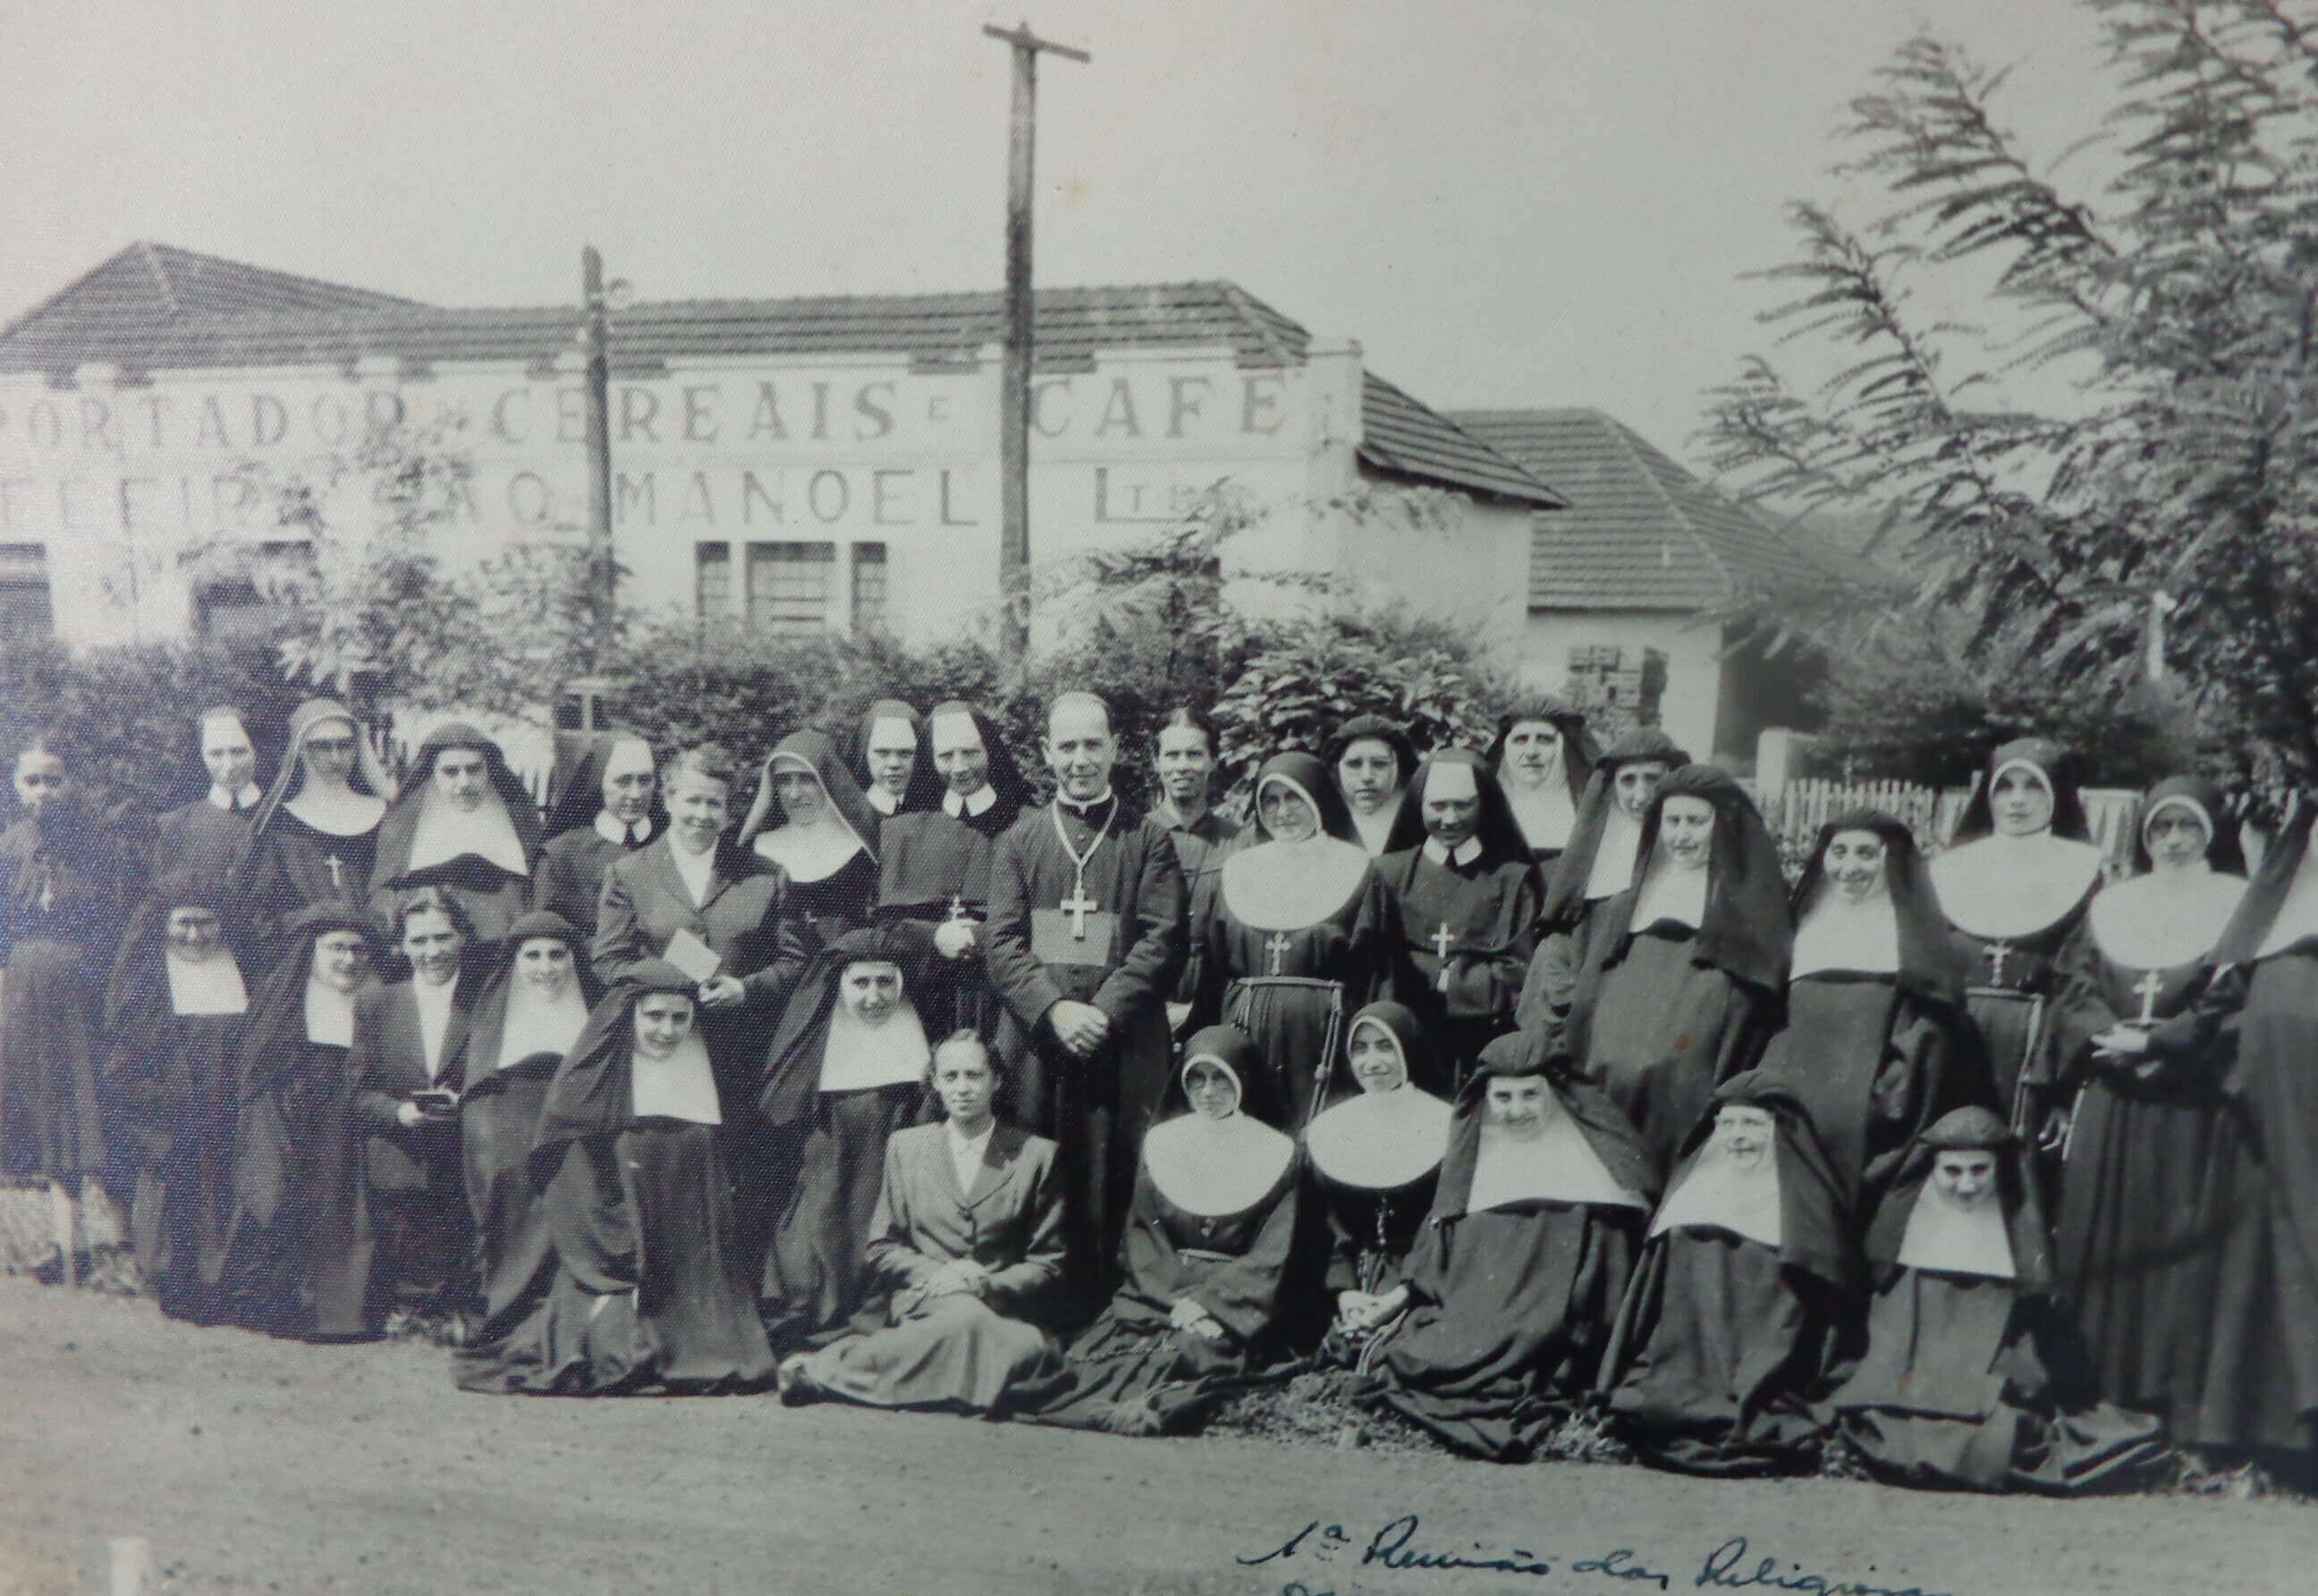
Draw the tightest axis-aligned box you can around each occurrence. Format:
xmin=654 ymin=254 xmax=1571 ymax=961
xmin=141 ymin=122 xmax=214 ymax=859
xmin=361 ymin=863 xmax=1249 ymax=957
xmin=746 ymin=541 xmax=835 ymax=637
xmin=850 ymin=542 xmax=889 ymax=635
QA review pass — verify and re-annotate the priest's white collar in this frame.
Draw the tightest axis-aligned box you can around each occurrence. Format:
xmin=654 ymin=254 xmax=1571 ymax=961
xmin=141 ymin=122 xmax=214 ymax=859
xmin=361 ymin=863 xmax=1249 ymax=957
xmin=866 ymin=785 xmax=901 ymax=817
xmin=1423 ymin=836 xmax=1484 ymax=868
xmin=595 ymin=811 xmax=656 ymax=848
xmin=943 ymin=784 xmax=998 ymax=819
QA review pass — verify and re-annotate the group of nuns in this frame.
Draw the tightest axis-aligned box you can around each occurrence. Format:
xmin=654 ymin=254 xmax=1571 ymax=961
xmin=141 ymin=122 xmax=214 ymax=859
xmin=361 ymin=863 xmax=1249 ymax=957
xmin=4 ymin=697 xmax=2313 ymax=1490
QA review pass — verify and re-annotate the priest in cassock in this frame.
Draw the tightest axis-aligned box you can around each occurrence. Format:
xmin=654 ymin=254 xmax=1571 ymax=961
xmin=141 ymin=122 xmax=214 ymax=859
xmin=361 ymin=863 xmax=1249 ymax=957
xmin=2158 ymin=800 xmax=2318 ymax=1470
xmin=1563 ymin=764 xmax=1792 ymax=1180
xmin=1755 ymin=811 xmax=1993 ymax=1228
xmin=2052 ymin=776 xmax=2247 ymax=1414
xmin=1015 ymin=1029 xmax=1300 ymax=1436
xmin=873 ymin=700 xmax=1036 ymax=1088
xmin=1376 ymin=749 xmax=1542 ymax=1084
xmin=740 ymin=729 xmax=882 ymax=942
xmin=1327 ymin=714 xmax=1417 ymax=858
xmin=1199 ymin=750 xmax=1396 ymax=1130
xmin=103 ymin=871 xmax=252 ymax=1322
xmin=778 ymin=1031 xmax=1067 ymax=1416
xmin=856 ymin=697 xmax=938 ymax=838
xmin=1359 ymin=1029 xmax=1655 ymax=1462
xmin=1927 ymin=738 xmax=2105 ymax=1141
xmin=1150 ymin=708 xmax=1241 ymax=1036
xmin=150 ymin=705 xmax=266 ymax=888
xmin=758 ymin=923 xmax=937 ymax=1351
xmin=216 ymin=903 xmax=380 ymax=1335
xmin=367 ymin=722 xmax=542 ymax=949
xmin=1305 ymin=1001 xmax=1453 ymax=1369
xmin=1485 ymin=700 xmax=1598 ymax=867
xmin=451 ymin=912 xmax=597 ymax=1392
xmin=984 ymin=690 xmax=1187 ymax=1304
xmin=1826 ymin=1107 xmax=2166 ymax=1492
xmin=519 ymin=964 xmax=775 ymax=1394
xmin=1599 ymin=1073 xmax=1855 ymax=1475
xmin=533 ymin=733 xmax=660 ymax=936
xmin=240 ymin=698 xmax=393 ymax=957
xmin=1519 ymin=727 xmax=1688 ymax=1028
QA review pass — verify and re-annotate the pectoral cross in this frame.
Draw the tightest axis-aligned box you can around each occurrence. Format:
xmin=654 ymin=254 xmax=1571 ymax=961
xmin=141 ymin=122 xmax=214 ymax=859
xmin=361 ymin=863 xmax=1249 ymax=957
xmin=1060 ymin=882 xmax=1098 ymax=940
xmin=36 ymin=875 xmax=52 ymax=914
xmin=1264 ymin=930 xmax=1292 ymax=975
xmin=325 ymin=854 xmax=345 ymax=891
xmin=2133 ymin=967 xmax=2166 ymax=1026
xmin=1431 ymin=923 xmax=1457 ymax=992
xmin=947 ymin=894 xmax=970 ymax=923
xmin=1984 ymin=941 xmax=2012 ymax=985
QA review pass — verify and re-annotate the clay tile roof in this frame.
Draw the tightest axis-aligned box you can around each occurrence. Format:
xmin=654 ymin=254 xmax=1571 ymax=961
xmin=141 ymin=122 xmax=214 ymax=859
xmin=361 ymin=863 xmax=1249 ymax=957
xmin=1448 ymin=407 xmax=1850 ymax=611
xmin=0 ymin=244 xmax=1561 ymax=507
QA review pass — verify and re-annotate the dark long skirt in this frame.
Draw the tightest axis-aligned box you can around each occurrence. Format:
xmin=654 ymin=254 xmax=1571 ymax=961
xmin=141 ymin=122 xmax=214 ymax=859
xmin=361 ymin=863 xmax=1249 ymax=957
xmin=0 ymin=939 xmax=106 ymax=1180
xmin=1366 ymin=1203 xmax=1637 ymax=1461
xmin=1582 ymin=933 xmax=1758 ymax=1180
xmin=452 ymin=1063 xmax=560 ymax=1392
xmin=1014 ymin=1288 xmax=1272 ymax=1437
xmin=1827 ymin=1270 xmax=2165 ymax=1493
xmin=216 ymin=1051 xmax=343 ymax=1335
xmin=123 ymin=1018 xmax=243 ymax=1322
xmin=1222 ymin=976 xmax=1345 ymax=1132
xmin=762 ymin=1082 xmax=929 ymax=1350
xmin=509 ymin=1120 xmax=774 ymax=1396
xmin=1599 ymin=1229 xmax=1829 ymax=1475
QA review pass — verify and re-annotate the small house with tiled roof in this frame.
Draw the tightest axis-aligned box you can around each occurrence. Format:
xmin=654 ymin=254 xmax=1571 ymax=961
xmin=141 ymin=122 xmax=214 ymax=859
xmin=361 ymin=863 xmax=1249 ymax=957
xmin=1450 ymin=406 xmax=1855 ymax=766
xmin=0 ymin=243 xmax=1559 ymax=659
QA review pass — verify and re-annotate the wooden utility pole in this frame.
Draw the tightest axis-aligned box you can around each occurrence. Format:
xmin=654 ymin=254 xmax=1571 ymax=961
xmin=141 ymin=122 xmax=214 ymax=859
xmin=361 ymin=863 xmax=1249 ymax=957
xmin=580 ymin=245 xmax=618 ymax=670
xmin=983 ymin=20 xmax=1089 ymax=658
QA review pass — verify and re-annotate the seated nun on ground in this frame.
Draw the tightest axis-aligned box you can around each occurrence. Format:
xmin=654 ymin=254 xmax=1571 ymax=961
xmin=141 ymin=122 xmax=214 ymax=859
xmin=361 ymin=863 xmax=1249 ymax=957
xmin=1597 ymin=1072 xmax=1857 ymax=1477
xmin=778 ymin=1031 xmax=1068 ymax=1415
xmin=1358 ymin=1029 xmax=1655 ymax=1463
xmin=1301 ymin=1001 xmax=1454 ymax=1369
xmin=1016 ymin=1028 xmax=1302 ymax=1437
xmin=512 ymin=963 xmax=775 ymax=1395
xmin=1823 ymin=1107 xmax=2167 ymax=1493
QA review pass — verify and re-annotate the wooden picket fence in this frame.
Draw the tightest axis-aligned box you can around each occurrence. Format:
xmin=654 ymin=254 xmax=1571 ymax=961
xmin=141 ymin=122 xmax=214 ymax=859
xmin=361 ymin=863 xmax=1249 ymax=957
xmin=1750 ymin=779 xmax=2144 ymax=881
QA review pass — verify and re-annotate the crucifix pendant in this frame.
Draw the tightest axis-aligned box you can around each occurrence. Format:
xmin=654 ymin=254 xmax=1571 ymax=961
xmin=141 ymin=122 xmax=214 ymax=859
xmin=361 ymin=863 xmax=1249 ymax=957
xmin=325 ymin=853 xmax=345 ymax=891
xmin=1264 ymin=930 xmax=1292 ymax=975
xmin=947 ymin=894 xmax=969 ymax=923
xmin=1431 ymin=923 xmax=1457 ymax=992
xmin=1060 ymin=882 xmax=1098 ymax=940
xmin=1985 ymin=941 xmax=2011 ymax=984
xmin=2132 ymin=967 xmax=2165 ymax=1026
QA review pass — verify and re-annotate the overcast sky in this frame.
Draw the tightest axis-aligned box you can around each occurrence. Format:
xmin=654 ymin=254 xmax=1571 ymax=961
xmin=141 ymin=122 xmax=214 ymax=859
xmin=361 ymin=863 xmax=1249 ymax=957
xmin=3 ymin=1 xmax=2118 ymax=467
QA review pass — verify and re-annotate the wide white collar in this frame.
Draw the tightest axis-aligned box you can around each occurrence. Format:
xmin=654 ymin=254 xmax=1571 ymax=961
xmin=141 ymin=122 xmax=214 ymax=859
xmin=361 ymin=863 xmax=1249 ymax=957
xmin=1220 ymin=836 xmax=1371 ymax=931
xmin=818 ymin=999 xmax=931 ymax=1093
xmin=631 ymin=1033 xmax=722 ymax=1124
xmin=594 ymin=811 xmax=656 ymax=847
xmin=1630 ymin=857 xmax=1708 ymax=931
xmin=2253 ymin=840 xmax=2318 ymax=959
xmin=1928 ymin=832 xmax=2102 ymax=941
xmin=1504 ymin=773 xmax=1577 ymax=852
xmin=285 ymin=785 xmax=386 ymax=838
xmin=408 ymin=791 xmax=529 ymax=876
xmin=304 ymin=977 xmax=357 ymax=1047
xmin=1142 ymin=1110 xmax=1296 ymax=1217
xmin=1304 ymin=1085 xmax=1452 ymax=1191
xmin=2087 ymin=866 xmax=2246 ymax=972
xmin=942 ymin=784 xmax=998 ymax=819
xmin=1586 ymin=806 xmax=1645 ymax=900
xmin=495 ymin=982 xmax=589 ymax=1072
xmin=754 ymin=817 xmax=866 ymax=883
xmin=1349 ymin=798 xmax=1400 ymax=857
xmin=1897 ymin=1182 xmax=2015 ymax=1279
xmin=1422 ymin=835 xmax=1484 ymax=868
xmin=1467 ymin=1110 xmax=1647 ymax=1212
xmin=866 ymin=785 xmax=901 ymax=817
xmin=1790 ymin=889 xmax=1900 ymax=979
xmin=1649 ymin=1140 xmax=1782 ymax=1246
xmin=165 ymin=950 xmax=248 ymax=1016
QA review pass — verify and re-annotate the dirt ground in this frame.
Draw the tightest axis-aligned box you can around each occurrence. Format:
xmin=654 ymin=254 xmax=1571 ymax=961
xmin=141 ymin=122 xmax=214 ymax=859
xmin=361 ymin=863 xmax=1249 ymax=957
xmin=0 ymin=1278 xmax=2309 ymax=1596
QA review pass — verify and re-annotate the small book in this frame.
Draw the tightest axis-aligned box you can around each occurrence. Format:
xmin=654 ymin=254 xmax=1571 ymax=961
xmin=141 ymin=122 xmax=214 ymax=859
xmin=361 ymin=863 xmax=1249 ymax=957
xmin=663 ymin=927 xmax=724 ymax=984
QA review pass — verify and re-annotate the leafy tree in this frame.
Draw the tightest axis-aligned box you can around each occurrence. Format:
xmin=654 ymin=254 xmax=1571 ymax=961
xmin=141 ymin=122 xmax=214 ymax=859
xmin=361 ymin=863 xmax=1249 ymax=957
xmin=1703 ymin=0 xmax=2318 ymax=785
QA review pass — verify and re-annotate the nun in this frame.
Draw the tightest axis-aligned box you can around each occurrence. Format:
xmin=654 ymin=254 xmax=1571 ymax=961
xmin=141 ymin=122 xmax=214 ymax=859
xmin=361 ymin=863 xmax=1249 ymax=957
xmin=758 ymin=923 xmax=937 ymax=1350
xmin=1755 ymin=811 xmax=1994 ymax=1225
xmin=740 ymin=729 xmax=881 ymax=943
xmin=857 ymin=697 xmax=937 ymax=832
xmin=778 ymin=1031 xmax=1067 ymax=1415
xmin=1926 ymin=739 xmax=2105 ymax=1137
xmin=102 ymin=870 xmax=252 ymax=1321
xmin=521 ymin=964 xmax=776 ymax=1393
xmin=1520 ymin=727 xmax=1689 ymax=1027
xmin=1562 ymin=764 xmax=1793 ymax=1179
xmin=1327 ymin=714 xmax=1417 ymax=858
xmin=241 ymin=698 xmax=393 ymax=949
xmin=533 ymin=733 xmax=661 ymax=936
xmin=872 ymin=699 xmax=1036 ymax=1062
xmin=1360 ymin=1029 xmax=1655 ymax=1462
xmin=1826 ymin=1108 xmax=2166 ymax=1492
xmin=215 ymin=903 xmax=380 ymax=1334
xmin=1302 ymin=1001 xmax=1453 ymax=1369
xmin=1599 ymin=1073 xmax=1855 ymax=1476
xmin=1485 ymin=700 xmax=1599 ymax=866
xmin=451 ymin=912 xmax=598 ymax=1393
xmin=150 ymin=705 xmax=266 ymax=887
xmin=1200 ymin=751 xmax=1396 ymax=1129
xmin=0 ymin=730 xmax=122 ymax=1288
xmin=2052 ymin=776 xmax=2247 ymax=1413
xmin=2161 ymin=799 xmax=2318 ymax=1465
xmin=367 ymin=722 xmax=543 ymax=948
xmin=1017 ymin=1029 xmax=1302 ymax=1437
xmin=1376 ymin=749 xmax=1543 ymax=1082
